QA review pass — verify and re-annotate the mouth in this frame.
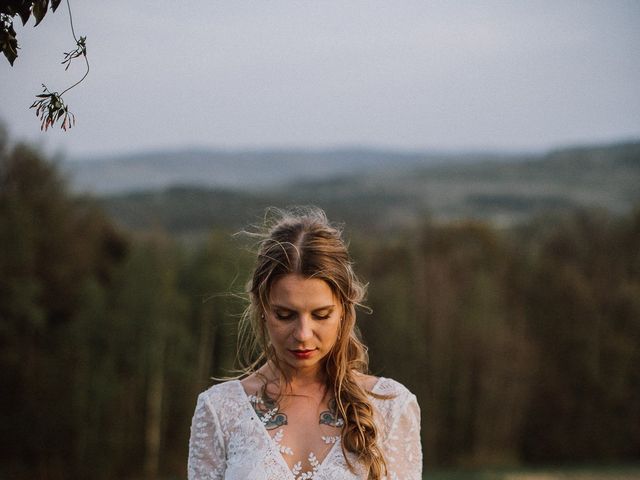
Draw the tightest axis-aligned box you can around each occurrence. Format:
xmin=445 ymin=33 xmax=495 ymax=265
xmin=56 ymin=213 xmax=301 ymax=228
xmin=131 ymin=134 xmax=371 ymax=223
xmin=289 ymin=348 xmax=317 ymax=359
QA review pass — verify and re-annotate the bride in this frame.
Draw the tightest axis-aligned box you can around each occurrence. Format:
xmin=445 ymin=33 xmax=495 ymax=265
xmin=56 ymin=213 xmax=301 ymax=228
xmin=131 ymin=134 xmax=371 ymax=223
xmin=188 ymin=207 xmax=422 ymax=479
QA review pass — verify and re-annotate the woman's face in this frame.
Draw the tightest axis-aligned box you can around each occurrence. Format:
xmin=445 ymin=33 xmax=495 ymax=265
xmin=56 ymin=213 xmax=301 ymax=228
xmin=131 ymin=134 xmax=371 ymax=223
xmin=265 ymin=274 xmax=343 ymax=378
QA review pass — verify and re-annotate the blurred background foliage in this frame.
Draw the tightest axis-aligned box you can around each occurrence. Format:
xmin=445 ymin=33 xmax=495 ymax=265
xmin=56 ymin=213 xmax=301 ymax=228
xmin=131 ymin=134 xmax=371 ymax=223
xmin=1 ymin=125 xmax=639 ymax=479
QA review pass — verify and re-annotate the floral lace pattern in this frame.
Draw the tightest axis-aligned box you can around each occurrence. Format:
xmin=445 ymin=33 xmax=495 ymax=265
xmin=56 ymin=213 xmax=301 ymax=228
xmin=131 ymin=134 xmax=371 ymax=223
xmin=250 ymin=391 xmax=340 ymax=480
xmin=188 ymin=377 xmax=422 ymax=480
xmin=266 ymin=426 xmax=342 ymax=480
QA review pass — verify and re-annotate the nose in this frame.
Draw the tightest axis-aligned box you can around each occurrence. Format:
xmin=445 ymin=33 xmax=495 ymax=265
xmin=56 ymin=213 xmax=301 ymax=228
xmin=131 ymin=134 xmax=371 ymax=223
xmin=293 ymin=316 xmax=313 ymax=343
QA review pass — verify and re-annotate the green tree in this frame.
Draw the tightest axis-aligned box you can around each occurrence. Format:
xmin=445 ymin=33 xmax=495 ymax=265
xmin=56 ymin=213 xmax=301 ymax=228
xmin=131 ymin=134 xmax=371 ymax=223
xmin=520 ymin=209 xmax=640 ymax=462
xmin=0 ymin=131 xmax=128 ymax=478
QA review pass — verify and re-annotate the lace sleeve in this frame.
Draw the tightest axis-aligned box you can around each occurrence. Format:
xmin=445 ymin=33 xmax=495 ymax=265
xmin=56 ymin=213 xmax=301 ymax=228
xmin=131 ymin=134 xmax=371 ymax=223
xmin=383 ymin=393 xmax=422 ymax=480
xmin=188 ymin=392 xmax=226 ymax=480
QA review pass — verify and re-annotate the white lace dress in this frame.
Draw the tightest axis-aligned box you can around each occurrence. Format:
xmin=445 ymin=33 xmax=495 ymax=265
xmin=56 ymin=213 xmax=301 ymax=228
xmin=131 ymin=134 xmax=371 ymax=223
xmin=188 ymin=377 xmax=422 ymax=480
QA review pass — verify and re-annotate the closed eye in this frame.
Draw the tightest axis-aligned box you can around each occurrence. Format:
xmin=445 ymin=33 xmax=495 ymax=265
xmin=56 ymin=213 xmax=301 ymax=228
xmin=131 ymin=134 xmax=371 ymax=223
xmin=313 ymin=308 xmax=334 ymax=320
xmin=271 ymin=305 xmax=335 ymax=321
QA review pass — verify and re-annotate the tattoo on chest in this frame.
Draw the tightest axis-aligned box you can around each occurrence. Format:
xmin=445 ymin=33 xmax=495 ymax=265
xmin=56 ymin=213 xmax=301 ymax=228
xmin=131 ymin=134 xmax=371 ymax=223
xmin=250 ymin=394 xmax=344 ymax=429
xmin=250 ymin=392 xmax=288 ymax=430
xmin=319 ymin=398 xmax=344 ymax=427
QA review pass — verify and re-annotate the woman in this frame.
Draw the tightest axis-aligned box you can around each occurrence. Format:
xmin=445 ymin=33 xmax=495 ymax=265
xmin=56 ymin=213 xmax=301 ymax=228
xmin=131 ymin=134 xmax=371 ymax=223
xmin=188 ymin=207 xmax=422 ymax=479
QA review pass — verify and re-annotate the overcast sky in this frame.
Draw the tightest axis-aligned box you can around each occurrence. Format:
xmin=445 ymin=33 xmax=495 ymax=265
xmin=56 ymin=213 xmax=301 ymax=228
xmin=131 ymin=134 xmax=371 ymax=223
xmin=1 ymin=1 xmax=639 ymax=158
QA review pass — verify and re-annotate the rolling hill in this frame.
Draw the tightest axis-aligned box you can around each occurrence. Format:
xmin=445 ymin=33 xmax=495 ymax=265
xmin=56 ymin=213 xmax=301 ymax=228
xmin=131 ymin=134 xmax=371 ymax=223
xmin=96 ymin=141 xmax=640 ymax=235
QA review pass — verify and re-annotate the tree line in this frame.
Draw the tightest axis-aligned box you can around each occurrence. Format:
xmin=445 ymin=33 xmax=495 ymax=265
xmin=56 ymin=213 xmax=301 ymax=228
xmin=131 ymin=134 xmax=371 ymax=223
xmin=1 ymin=134 xmax=639 ymax=479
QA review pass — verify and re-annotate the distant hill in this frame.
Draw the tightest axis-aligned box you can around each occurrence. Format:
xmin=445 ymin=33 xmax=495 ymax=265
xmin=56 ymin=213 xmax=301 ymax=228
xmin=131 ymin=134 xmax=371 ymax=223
xmin=98 ymin=141 xmax=640 ymax=235
xmin=281 ymin=141 xmax=640 ymax=227
xmin=64 ymin=147 xmax=526 ymax=194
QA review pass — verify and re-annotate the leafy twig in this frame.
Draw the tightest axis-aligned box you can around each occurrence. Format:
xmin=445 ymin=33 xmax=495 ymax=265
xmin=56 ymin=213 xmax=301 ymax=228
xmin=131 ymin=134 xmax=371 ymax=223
xmin=27 ymin=0 xmax=89 ymax=131
xmin=61 ymin=35 xmax=85 ymax=71
xmin=30 ymin=84 xmax=75 ymax=131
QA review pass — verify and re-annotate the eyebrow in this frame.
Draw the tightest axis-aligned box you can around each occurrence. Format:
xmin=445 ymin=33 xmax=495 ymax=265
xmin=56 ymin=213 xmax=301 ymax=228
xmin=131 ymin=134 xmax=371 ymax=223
xmin=271 ymin=304 xmax=335 ymax=311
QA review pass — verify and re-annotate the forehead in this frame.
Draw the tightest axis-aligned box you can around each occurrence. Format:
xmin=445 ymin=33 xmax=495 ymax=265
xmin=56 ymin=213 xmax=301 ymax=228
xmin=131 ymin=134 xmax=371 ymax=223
xmin=269 ymin=274 xmax=336 ymax=309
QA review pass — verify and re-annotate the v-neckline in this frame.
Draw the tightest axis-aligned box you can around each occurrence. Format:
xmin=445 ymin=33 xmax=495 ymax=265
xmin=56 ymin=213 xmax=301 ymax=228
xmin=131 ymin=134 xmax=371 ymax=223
xmin=233 ymin=377 xmax=384 ymax=479
xmin=234 ymin=379 xmax=337 ymax=478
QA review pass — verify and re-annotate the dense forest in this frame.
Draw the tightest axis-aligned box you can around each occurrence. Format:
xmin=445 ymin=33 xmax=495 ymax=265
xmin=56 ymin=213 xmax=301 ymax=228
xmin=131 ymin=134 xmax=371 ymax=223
xmin=1 ymin=130 xmax=639 ymax=479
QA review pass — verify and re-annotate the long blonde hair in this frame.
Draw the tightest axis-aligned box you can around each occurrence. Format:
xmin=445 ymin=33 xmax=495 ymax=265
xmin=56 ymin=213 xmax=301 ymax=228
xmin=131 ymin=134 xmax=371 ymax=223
xmin=237 ymin=206 xmax=387 ymax=479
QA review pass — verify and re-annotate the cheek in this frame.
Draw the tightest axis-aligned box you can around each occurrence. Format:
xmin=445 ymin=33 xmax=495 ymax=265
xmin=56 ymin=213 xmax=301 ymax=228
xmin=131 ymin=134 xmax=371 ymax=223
xmin=265 ymin=321 xmax=288 ymax=342
xmin=327 ymin=318 xmax=342 ymax=341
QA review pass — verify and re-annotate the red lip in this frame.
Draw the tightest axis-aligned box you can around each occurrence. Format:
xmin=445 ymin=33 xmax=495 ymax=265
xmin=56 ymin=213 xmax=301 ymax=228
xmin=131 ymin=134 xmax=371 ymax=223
xmin=289 ymin=349 xmax=317 ymax=359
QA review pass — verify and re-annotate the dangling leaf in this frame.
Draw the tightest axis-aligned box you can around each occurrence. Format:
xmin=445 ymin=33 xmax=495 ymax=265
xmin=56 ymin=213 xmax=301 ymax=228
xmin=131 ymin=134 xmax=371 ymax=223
xmin=32 ymin=0 xmax=49 ymax=27
xmin=18 ymin=3 xmax=32 ymax=25
xmin=1 ymin=21 xmax=18 ymax=66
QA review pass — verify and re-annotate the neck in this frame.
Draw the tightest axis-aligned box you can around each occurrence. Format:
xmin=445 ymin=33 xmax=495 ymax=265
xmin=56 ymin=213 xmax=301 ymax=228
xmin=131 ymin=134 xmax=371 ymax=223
xmin=263 ymin=361 xmax=327 ymax=394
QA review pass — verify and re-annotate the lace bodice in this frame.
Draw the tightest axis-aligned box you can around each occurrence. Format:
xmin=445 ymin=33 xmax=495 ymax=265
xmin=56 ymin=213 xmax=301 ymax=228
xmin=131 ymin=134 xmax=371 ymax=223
xmin=188 ymin=377 xmax=422 ymax=480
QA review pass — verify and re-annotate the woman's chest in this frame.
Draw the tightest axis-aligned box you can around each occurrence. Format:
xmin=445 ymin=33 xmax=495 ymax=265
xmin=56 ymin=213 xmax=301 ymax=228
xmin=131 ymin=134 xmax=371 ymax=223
xmin=221 ymin=405 xmax=361 ymax=480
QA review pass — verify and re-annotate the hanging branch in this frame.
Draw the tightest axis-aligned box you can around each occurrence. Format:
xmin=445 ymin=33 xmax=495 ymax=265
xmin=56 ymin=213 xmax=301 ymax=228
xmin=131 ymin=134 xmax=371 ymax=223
xmin=29 ymin=0 xmax=89 ymax=131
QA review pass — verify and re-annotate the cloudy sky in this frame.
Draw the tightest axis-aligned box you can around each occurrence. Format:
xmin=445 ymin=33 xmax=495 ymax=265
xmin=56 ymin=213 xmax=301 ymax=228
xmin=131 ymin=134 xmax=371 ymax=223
xmin=1 ymin=1 xmax=639 ymax=158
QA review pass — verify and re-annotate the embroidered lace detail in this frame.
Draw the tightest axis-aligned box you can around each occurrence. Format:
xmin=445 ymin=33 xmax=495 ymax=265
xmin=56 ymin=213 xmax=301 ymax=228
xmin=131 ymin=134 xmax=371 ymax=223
xmin=291 ymin=452 xmax=320 ymax=480
xmin=322 ymin=435 xmax=340 ymax=444
xmin=272 ymin=428 xmax=294 ymax=456
xmin=187 ymin=377 xmax=422 ymax=480
xmin=292 ymin=453 xmax=320 ymax=479
xmin=268 ymin=423 xmax=330 ymax=479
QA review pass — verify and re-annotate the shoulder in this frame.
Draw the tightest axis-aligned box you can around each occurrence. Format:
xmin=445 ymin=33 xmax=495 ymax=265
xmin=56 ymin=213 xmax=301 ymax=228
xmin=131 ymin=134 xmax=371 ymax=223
xmin=355 ymin=373 xmax=415 ymax=402
xmin=195 ymin=380 xmax=249 ymax=435
xmin=369 ymin=377 xmax=421 ymax=439
xmin=240 ymin=371 xmax=265 ymax=395
xmin=354 ymin=372 xmax=379 ymax=391
xmin=370 ymin=377 xmax=419 ymax=418
xmin=372 ymin=376 xmax=415 ymax=399
xmin=197 ymin=379 xmax=245 ymax=408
